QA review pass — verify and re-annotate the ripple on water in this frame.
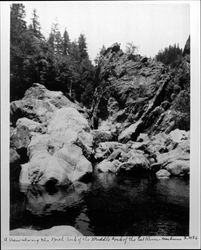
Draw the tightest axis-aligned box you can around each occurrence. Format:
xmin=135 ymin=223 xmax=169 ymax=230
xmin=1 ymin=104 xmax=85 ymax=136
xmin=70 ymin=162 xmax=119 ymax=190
xmin=10 ymin=172 xmax=189 ymax=236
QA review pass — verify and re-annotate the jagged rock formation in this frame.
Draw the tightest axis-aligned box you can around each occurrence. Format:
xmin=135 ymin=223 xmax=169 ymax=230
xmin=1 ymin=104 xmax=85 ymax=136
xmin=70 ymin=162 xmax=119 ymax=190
xmin=183 ymin=35 xmax=190 ymax=56
xmin=91 ymin=39 xmax=190 ymax=141
xmin=89 ymin=38 xmax=190 ymax=177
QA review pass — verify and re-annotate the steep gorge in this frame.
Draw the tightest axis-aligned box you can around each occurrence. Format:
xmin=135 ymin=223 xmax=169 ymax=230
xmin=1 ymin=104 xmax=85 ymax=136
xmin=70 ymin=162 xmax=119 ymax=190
xmin=9 ymin=37 xmax=190 ymax=236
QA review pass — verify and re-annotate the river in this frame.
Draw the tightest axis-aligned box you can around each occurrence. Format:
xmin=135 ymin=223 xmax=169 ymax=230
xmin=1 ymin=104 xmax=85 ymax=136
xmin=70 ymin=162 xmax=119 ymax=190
xmin=10 ymin=171 xmax=189 ymax=236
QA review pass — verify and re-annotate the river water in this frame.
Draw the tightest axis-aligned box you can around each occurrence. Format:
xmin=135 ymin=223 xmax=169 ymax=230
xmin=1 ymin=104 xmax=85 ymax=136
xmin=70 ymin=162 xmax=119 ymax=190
xmin=10 ymin=172 xmax=189 ymax=236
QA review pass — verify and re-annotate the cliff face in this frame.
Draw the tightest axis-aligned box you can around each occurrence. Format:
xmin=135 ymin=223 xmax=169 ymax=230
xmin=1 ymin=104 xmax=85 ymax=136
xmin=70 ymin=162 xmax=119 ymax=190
xmin=91 ymin=39 xmax=190 ymax=142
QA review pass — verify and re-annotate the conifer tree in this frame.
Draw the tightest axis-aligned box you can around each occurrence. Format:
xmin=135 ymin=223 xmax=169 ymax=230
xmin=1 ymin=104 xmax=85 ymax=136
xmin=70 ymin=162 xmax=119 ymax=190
xmin=30 ymin=9 xmax=42 ymax=39
xmin=63 ymin=29 xmax=70 ymax=56
xmin=10 ymin=3 xmax=28 ymax=100
xmin=78 ymin=34 xmax=88 ymax=60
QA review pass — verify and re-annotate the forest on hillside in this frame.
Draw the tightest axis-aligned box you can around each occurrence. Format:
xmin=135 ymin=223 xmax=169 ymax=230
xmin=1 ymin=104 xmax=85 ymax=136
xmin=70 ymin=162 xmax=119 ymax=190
xmin=10 ymin=4 xmax=96 ymax=107
xmin=10 ymin=3 xmax=184 ymax=107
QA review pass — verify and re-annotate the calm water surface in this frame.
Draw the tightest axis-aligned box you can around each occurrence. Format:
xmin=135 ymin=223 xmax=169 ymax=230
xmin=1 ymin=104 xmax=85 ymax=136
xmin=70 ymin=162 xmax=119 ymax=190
xmin=10 ymin=172 xmax=189 ymax=236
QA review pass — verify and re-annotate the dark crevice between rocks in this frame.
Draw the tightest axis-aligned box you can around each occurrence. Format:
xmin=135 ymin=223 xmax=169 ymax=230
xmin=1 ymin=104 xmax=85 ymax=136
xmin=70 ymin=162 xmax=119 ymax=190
xmin=10 ymin=107 xmax=24 ymax=127
xmin=10 ymin=147 xmax=29 ymax=183
xmin=45 ymin=178 xmax=58 ymax=194
xmin=16 ymin=148 xmax=29 ymax=164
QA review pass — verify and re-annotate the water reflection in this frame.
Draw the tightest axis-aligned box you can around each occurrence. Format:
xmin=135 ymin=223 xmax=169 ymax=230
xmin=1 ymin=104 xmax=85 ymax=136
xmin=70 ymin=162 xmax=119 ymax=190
xmin=10 ymin=173 xmax=189 ymax=236
xmin=20 ymin=182 xmax=88 ymax=216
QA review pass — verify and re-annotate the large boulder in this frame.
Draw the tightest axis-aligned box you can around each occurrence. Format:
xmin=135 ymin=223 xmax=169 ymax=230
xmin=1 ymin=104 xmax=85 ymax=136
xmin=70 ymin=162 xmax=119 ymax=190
xmin=55 ymin=144 xmax=92 ymax=182
xmin=96 ymin=147 xmax=150 ymax=174
xmin=95 ymin=141 xmax=126 ymax=160
xmin=16 ymin=117 xmax=44 ymax=133
xmin=147 ymin=130 xmax=190 ymax=177
xmin=47 ymin=107 xmax=93 ymax=159
xmin=47 ymin=107 xmax=89 ymax=136
xmin=169 ymin=129 xmax=189 ymax=143
xmin=117 ymin=149 xmax=150 ymax=174
xmin=92 ymin=129 xmax=114 ymax=147
xmin=10 ymin=98 xmax=56 ymax=125
xmin=19 ymin=103 xmax=93 ymax=186
xmin=11 ymin=84 xmax=94 ymax=186
xmin=10 ymin=225 xmax=83 ymax=236
xmin=10 ymin=83 xmax=82 ymax=125
xmin=10 ymin=125 xmax=31 ymax=150
xmin=97 ymin=159 xmax=119 ymax=173
xmin=165 ymin=160 xmax=190 ymax=176
xmin=20 ymin=133 xmax=92 ymax=186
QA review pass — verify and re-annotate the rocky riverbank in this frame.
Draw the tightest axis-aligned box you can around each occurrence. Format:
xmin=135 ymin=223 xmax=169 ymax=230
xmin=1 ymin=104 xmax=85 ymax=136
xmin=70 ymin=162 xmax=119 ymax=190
xmin=10 ymin=37 xmax=190 ymax=236
xmin=10 ymin=83 xmax=189 ymax=186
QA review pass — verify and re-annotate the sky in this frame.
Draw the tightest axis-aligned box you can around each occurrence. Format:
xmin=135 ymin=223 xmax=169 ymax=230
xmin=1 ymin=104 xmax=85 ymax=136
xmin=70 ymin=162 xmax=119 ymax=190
xmin=23 ymin=1 xmax=190 ymax=62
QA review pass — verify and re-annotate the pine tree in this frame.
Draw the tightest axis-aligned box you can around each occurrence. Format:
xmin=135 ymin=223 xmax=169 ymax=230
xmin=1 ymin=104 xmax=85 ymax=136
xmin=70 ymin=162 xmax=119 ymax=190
xmin=62 ymin=29 xmax=70 ymax=56
xmin=78 ymin=34 xmax=88 ymax=60
xmin=10 ymin=3 xmax=27 ymax=44
xmin=155 ymin=44 xmax=182 ymax=68
xmin=50 ymin=22 xmax=63 ymax=55
xmin=47 ymin=32 xmax=55 ymax=51
xmin=30 ymin=9 xmax=42 ymax=39
xmin=10 ymin=3 xmax=28 ymax=100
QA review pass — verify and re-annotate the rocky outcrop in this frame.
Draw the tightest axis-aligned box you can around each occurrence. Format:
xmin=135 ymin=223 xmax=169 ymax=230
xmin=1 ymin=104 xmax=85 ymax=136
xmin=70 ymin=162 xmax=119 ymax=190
xmin=11 ymin=84 xmax=93 ymax=187
xmin=10 ymin=83 xmax=82 ymax=126
xmin=183 ymin=36 xmax=190 ymax=56
xmin=10 ymin=225 xmax=83 ymax=236
xmin=96 ymin=141 xmax=150 ymax=174
xmin=136 ymin=129 xmax=190 ymax=177
xmin=89 ymin=38 xmax=190 ymax=178
xmin=91 ymin=38 xmax=190 ymax=140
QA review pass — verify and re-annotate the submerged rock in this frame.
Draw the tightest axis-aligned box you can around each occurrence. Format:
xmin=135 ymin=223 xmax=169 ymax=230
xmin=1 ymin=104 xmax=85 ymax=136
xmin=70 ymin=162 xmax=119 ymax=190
xmin=156 ymin=169 xmax=171 ymax=178
xmin=10 ymin=225 xmax=83 ymax=236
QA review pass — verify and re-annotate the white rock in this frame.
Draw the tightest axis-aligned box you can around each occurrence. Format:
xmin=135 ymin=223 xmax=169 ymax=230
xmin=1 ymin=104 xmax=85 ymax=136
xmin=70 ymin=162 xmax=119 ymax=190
xmin=10 ymin=225 xmax=83 ymax=236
